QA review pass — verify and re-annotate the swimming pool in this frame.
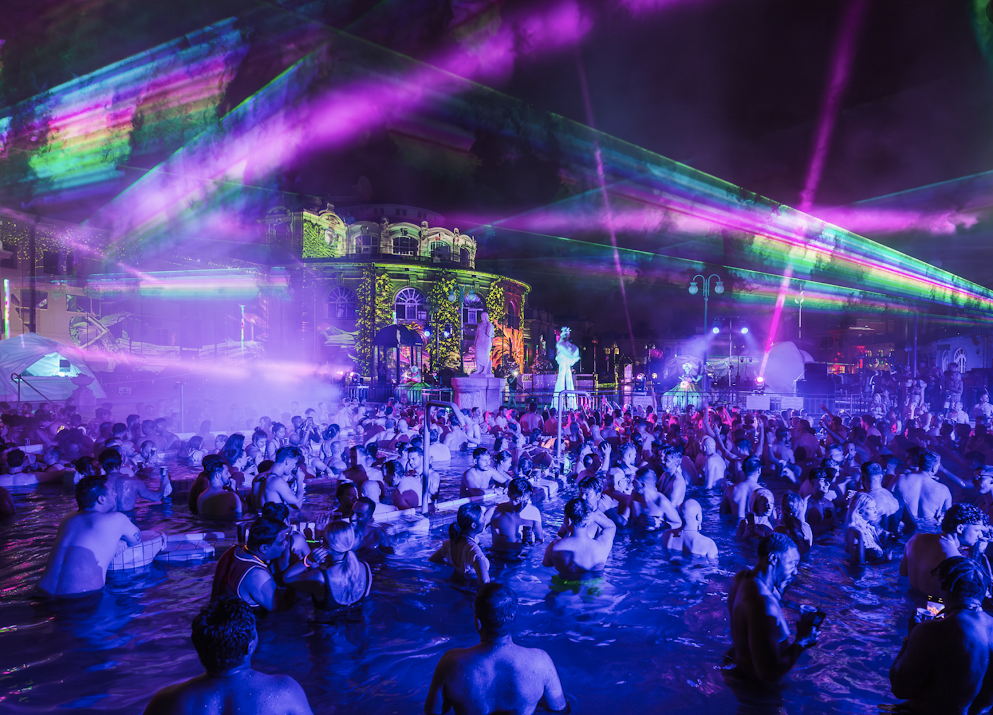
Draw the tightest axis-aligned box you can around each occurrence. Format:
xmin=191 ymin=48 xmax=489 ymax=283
xmin=0 ymin=457 xmax=919 ymax=714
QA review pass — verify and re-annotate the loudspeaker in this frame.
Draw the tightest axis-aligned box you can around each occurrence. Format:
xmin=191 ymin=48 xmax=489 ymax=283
xmin=804 ymin=363 xmax=828 ymax=380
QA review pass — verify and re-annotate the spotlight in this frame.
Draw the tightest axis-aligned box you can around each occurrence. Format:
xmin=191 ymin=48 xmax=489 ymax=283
xmin=424 ymin=328 xmax=432 ymax=338
xmin=652 ymin=373 xmax=658 ymax=379
xmin=756 ymin=376 xmax=765 ymax=383
xmin=688 ymin=283 xmax=699 ymax=295
xmin=741 ymin=327 xmax=749 ymax=334
xmin=712 ymin=326 xmax=720 ymax=334
xmin=714 ymin=281 xmax=724 ymax=294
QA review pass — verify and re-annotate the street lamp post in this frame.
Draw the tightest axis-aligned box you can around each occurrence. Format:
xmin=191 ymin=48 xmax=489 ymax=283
xmin=688 ymin=274 xmax=724 ymax=394
xmin=794 ymin=290 xmax=804 ymax=340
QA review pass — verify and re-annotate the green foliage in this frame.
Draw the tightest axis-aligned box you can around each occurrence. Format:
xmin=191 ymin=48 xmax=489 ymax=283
xmin=302 ymin=215 xmax=335 ymax=258
xmin=428 ymin=274 xmax=462 ymax=370
xmin=355 ymin=267 xmax=393 ymax=376
xmin=485 ymin=284 xmax=505 ymax=326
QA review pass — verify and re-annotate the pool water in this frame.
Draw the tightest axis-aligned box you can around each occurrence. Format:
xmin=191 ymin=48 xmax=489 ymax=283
xmin=0 ymin=456 xmax=921 ymax=714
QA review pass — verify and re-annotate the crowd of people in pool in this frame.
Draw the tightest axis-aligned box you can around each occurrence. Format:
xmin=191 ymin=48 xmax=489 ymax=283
xmin=6 ymin=392 xmax=993 ymax=714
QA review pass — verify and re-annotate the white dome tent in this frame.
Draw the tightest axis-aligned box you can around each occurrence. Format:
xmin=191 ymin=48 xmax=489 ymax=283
xmin=0 ymin=333 xmax=105 ymax=402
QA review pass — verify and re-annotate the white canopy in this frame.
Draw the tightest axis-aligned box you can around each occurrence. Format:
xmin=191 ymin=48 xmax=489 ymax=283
xmin=0 ymin=333 xmax=105 ymax=402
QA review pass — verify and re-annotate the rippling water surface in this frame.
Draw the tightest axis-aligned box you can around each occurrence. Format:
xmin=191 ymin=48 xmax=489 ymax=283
xmin=0 ymin=458 xmax=919 ymax=714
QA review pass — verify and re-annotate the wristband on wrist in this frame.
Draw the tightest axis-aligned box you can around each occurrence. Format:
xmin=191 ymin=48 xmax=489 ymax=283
xmin=302 ymin=554 xmax=311 ymax=568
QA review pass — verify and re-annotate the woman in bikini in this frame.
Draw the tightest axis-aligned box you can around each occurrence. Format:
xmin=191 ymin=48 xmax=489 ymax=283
xmin=429 ymin=502 xmax=495 ymax=586
xmin=285 ymin=521 xmax=371 ymax=611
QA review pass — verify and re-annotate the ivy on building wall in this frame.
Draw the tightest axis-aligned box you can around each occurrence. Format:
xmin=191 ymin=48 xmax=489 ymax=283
xmin=485 ymin=284 xmax=506 ymax=326
xmin=302 ymin=215 xmax=335 ymax=258
xmin=355 ymin=267 xmax=393 ymax=376
xmin=428 ymin=273 xmax=462 ymax=371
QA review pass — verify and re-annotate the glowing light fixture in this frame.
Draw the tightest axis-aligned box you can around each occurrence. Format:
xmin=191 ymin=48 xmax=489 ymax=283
xmin=741 ymin=327 xmax=749 ymax=334
xmin=714 ymin=281 xmax=724 ymax=294
xmin=688 ymin=283 xmax=699 ymax=295
xmin=712 ymin=326 xmax=720 ymax=334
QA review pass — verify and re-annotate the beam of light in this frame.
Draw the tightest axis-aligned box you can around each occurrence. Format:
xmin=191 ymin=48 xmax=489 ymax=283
xmin=240 ymin=304 xmax=246 ymax=355
xmin=575 ymin=48 xmax=635 ymax=347
xmin=798 ymin=0 xmax=869 ymax=211
xmin=86 ymin=269 xmax=289 ymax=300
xmin=758 ymin=268 xmax=793 ymax=381
xmin=3 ymin=280 xmax=9 ymax=340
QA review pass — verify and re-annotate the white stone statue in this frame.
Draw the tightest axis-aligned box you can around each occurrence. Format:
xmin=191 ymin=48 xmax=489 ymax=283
xmin=471 ymin=312 xmax=494 ymax=376
xmin=553 ymin=326 xmax=580 ymax=407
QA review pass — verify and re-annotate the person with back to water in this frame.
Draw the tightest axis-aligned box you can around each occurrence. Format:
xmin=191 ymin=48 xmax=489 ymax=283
xmin=543 ymin=497 xmax=616 ymax=579
xmin=491 ymin=477 xmax=545 ymax=549
xmin=901 ymin=503 xmax=989 ymax=597
xmin=898 ymin=450 xmax=953 ymax=525
xmin=726 ymin=533 xmax=820 ymax=685
xmin=425 ymin=582 xmax=569 ymax=715
xmin=252 ymin=445 xmax=305 ymax=511
xmin=211 ymin=518 xmax=298 ymax=613
xmin=99 ymin=448 xmax=171 ymax=511
xmin=662 ymin=498 xmax=718 ymax=560
xmin=142 ymin=596 xmax=314 ymax=715
xmin=197 ymin=459 xmax=244 ymax=520
xmin=890 ymin=556 xmax=993 ymax=715
xmin=285 ymin=520 xmax=372 ymax=611
xmin=430 ymin=502 xmax=495 ymax=586
xmin=36 ymin=474 xmax=142 ymax=597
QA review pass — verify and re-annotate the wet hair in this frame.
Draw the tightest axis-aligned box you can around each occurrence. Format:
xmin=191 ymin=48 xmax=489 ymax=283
xmin=578 ymin=475 xmax=604 ymax=495
xmin=743 ymin=455 xmax=762 ymax=476
xmin=205 ymin=460 xmax=226 ymax=478
xmin=517 ymin=456 xmax=534 ymax=476
xmin=191 ymin=597 xmax=256 ymax=673
xmin=919 ymin=451 xmax=940 ymax=473
xmin=221 ymin=433 xmax=246 ymax=465
xmin=494 ymin=450 xmax=512 ymax=466
xmin=366 ymin=444 xmax=378 ymax=460
xmin=382 ymin=460 xmax=401 ymax=481
xmin=757 ymin=532 xmax=797 ymax=561
xmin=941 ymin=503 xmax=988 ymax=534
xmin=450 ymin=502 xmax=483 ymax=542
xmin=934 ymin=556 xmax=991 ymax=601
xmin=98 ymin=448 xmax=122 ymax=471
xmin=807 ymin=467 xmax=829 ymax=484
xmin=634 ymin=466 xmax=657 ymax=487
xmin=246 ymin=518 xmax=286 ymax=550
xmin=475 ymin=583 xmax=518 ymax=637
xmin=507 ymin=477 xmax=533 ymax=502
xmin=75 ymin=474 xmax=109 ymax=509
xmin=187 ymin=435 xmax=204 ymax=450
xmin=272 ymin=422 xmax=287 ymax=435
xmin=861 ymin=462 xmax=883 ymax=480
xmin=780 ymin=491 xmax=805 ymax=520
xmin=274 ymin=445 xmax=302 ymax=465
xmin=260 ymin=502 xmax=290 ymax=522
xmin=472 ymin=447 xmax=488 ymax=460
xmin=336 ymin=481 xmax=358 ymax=499
xmin=565 ymin=496 xmax=590 ymax=524
xmin=73 ymin=456 xmax=99 ymax=477
xmin=111 ymin=422 xmax=128 ymax=437
xmin=6 ymin=449 xmax=25 ymax=468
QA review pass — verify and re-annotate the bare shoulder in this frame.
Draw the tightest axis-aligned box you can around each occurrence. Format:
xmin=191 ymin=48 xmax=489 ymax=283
xmin=143 ymin=678 xmax=199 ymax=715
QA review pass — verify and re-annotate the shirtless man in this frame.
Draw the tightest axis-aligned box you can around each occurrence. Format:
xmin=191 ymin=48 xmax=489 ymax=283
xmin=393 ymin=448 xmax=439 ymax=509
xmin=100 ymin=448 xmax=171 ymax=512
xmin=491 ymin=478 xmax=545 ymax=548
xmin=425 ymin=583 xmax=568 ymax=715
xmin=558 ymin=476 xmax=612 ymax=538
xmin=36 ymin=475 xmax=142 ymax=596
xmin=631 ymin=467 xmax=681 ymax=530
xmin=900 ymin=503 xmax=988 ymax=597
xmin=975 ymin=466 xmax=993 ymax=522
xmin=700 ymin=435 xmax=727 ymax=489
xmin=211 ymin=518 xmax=298 ymax=613
xmin=727 ymin=533 xmax=820 ymax=683
xmin=343 ymin=446 xmax=384 ymax=494
xmin=460 ymin=448 xmax=502 ymax=498
xmin=143 ymin=597 xmax=315 ymax=715
xmin=731 ymin=456 xmax=764 ymax=520
xmin=254 ymin=446 xmax=305 ymax=511
xmin=662 ymin=499 xmax=718 ymax=560
xmin=543 ymin=498 xmax=616 ymax=578
xmin=197 ymin=460 xmax=244 ymax=520
xmin=860 ymin=461 xmax=900 ymax=532
xmin=658 ymin=448 xmax=687 ymax=510
xmin=897 ymin=451 xmax=953 ymax=524
xmin=350 ymin=497 xmax=393 ymax=554
xmin=890 ymin=556 xmax=993 ymax=715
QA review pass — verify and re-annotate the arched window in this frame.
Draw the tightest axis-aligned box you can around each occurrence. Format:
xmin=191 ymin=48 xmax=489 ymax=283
xmin=506 ymin=301 xmax=520 ymax=330
xmin=327 ymin=286 xmax=357 ymax=322
xmin=394 ymin=287 xmax=428 ymax=322
xmin=395 ymin=227 xmax=417 ymax=256
xmin=460 ymin=247 xmax=471 ymax=266
xmin=432 ymin=242 xmax=451 ymax=262
xmin=463 ymin=294 xmax=485 ymax=326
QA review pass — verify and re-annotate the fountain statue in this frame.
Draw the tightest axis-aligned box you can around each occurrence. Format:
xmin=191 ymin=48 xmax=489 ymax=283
xmin=471 ymin=312 xmax=494 ymax=376
xmin=553 ymin=326 xmax=580 ymax=408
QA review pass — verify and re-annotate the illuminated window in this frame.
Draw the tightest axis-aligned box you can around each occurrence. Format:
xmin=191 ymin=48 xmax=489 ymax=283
xmin=395 ymin=288 xmax=427 ymax=322
xmin=460 ymin=247 xmax=470 ymax=266
xmin=327 ymin=286 xmax=357 ymax=321
xmin=395 ymin=228 xmax=417 ymax=256
xmin=507 ymin=301 xmax=520 ymax=330
xmin=432 ymin=243 xmax=452 ymax=261
xmin=463 ymin=294 xmax=485 ymax=325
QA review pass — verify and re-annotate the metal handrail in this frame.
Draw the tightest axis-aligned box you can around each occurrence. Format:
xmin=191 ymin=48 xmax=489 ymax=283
xmin=555 ymin=390 xmax=591 ymax=475
xmin=10 ymin=372 xmax=54 ymax=403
